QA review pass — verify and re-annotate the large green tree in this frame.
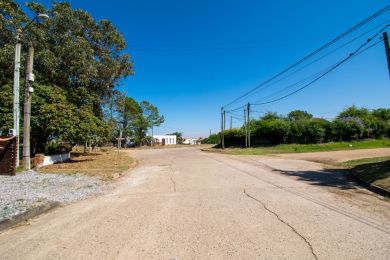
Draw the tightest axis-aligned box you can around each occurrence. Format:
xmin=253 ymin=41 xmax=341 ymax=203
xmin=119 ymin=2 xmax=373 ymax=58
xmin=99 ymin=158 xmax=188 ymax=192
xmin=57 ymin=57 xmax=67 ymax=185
xmin=0 ymin=0 xmax=134 ymax=153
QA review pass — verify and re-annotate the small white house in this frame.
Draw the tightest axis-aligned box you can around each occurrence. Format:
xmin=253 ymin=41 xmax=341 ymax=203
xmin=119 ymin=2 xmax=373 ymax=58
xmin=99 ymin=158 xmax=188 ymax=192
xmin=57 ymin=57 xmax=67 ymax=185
xmin=183 ymin=138 xmax=200 ymax=145
xmin=153 ymin=135 xmax=177 ymax=145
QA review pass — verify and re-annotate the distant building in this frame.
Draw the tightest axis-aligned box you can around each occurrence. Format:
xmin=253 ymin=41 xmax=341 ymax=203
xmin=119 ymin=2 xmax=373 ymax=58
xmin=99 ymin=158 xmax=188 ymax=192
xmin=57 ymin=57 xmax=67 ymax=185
xmin=183 ymin=138 xmax=200 ymax=145
xmin=153 ymin=135 xmax=177 ymax=145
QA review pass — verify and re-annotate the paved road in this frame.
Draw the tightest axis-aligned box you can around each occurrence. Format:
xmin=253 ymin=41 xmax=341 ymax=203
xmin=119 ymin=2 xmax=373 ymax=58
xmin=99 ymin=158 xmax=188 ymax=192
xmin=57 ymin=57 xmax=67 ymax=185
xmin=0 ymin=148 xmax=389 ymax=259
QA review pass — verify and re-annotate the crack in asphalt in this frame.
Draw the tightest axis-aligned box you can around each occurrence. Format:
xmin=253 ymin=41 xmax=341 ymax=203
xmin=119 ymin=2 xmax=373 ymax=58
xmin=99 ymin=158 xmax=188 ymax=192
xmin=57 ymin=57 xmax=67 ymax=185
xmin=203 ymin=154 xmax=390 ymax=235
xmin=170 ymin=176 xmax=176 ymax=193
xmin=243 ymin=188 xmax=318 ymax=260
xmin=169 ymin=164 xmax=177 ymax=193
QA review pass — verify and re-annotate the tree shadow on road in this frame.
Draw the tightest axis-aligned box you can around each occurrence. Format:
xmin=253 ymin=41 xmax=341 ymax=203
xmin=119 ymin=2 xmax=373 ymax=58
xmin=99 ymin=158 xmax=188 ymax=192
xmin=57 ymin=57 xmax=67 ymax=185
xmin=275 ymin=168 xmax=362 ymax=190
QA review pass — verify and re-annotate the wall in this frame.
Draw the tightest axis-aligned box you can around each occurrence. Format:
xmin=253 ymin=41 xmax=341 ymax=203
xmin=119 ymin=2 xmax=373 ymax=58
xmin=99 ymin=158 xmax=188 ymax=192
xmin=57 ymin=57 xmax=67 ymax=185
xmin=39 ymin=152 xmax=70 ymax=167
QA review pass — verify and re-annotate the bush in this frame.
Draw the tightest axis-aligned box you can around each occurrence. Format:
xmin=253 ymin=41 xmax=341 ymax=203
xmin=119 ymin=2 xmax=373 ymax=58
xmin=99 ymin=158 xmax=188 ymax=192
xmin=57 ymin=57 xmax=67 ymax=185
xmin=253 ymin=119 xmax=290 ymax=144
xmin=224 ymin=129 xmax=245 ymax=147
xmin=202 ymin=133 xmax=220 ymax=144
xmin=204 ymin=106 xmax=390 ymax=147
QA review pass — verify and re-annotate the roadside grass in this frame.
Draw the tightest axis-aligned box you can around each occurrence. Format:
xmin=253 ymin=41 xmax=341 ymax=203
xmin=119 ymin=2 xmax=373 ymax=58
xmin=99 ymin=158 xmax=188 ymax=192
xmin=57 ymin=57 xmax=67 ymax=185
xmin=39 ymin=147 xmax=134 ymax=181
xmin=339 ymin=157 xmax=390 ymax=191
xmin=203 ymin=139 xmax=390 ymax=155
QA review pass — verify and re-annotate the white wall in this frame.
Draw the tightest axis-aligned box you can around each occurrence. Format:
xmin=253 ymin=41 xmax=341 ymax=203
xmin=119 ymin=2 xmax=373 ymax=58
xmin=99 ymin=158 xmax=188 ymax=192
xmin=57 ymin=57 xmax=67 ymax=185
xmin=153 ymin=135 xmax=177 ymax=145
xmin=42 ymin=152 xmax=70 ymax=166
xmin=183 ymin=138 xmax=199 ymax=145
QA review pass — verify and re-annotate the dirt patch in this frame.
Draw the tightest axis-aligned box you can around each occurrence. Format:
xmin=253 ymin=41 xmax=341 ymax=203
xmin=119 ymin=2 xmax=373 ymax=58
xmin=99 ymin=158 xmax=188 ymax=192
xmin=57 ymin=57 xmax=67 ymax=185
xmin=39 ymin=149 xmax=135 ymax=181
xmin=274 ymin=148 xmax=390 ymax=164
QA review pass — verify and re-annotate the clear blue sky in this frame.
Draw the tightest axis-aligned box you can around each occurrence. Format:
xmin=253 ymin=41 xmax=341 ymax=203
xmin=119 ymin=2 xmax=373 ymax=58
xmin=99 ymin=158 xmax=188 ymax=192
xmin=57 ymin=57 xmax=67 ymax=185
xmin=17 ymin=0 xmax=390 ymax=137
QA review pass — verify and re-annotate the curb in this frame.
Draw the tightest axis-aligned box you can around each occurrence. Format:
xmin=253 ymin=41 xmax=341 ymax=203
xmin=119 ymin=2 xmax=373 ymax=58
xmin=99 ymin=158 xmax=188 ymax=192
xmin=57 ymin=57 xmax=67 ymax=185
xmin=0 ymin=201 xmax=61 ymax=232
xmin=349 ymin=170 xmax=390 ymax=197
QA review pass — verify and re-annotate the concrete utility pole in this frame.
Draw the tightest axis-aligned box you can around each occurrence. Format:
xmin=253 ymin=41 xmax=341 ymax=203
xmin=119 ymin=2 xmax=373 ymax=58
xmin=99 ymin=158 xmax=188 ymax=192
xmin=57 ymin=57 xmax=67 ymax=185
xmin=383 ymin=32 xmax=390 ymax=76
xmin=247 ymin=103 xmax=251 ymax=148
xmin=22 ymin=41 xmax=34 ymax=170
xmin=230 ymin=116 xmax=232 ymax=130
xmin=223 ymin=110 xmax=226 ymax=135
xmin=221 ymin=107 xmax=224 ymax=149
xmin=13 ymin=29 xmax=22 ymax=167
xmin=244 ymin=109 xmax=247 ymax=148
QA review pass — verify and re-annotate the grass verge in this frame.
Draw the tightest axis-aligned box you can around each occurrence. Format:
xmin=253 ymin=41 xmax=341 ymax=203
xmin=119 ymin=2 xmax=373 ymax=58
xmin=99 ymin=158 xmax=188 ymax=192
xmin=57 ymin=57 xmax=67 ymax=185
xmin=39 ymin=148 xmax=134 ymax=181
xmin=203 ymin=139 xmax=390 ymax=155
xmin=340 ymin=157 xmax=390 ymax=191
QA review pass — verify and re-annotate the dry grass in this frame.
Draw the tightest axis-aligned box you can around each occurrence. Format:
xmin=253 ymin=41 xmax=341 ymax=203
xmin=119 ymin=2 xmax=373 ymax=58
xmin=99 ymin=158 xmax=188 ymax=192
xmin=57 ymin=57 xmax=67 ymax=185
xmin=39 ymin=147 xmax=134 ymax=181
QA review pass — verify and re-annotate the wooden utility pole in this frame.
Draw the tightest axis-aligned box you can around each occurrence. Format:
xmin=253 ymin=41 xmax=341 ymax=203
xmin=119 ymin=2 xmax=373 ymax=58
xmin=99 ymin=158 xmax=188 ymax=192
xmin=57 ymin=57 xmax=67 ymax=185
xmin=221 ymin=107 xmax=224 ymax=149
xmin=244 ymin=109 xmax=247 ymax=148
xmin=383 ymin=32 xmax=390 ymax=76
xmin=23 ymin=41 xmax=34 ymax=170
xmin=247 ymin=103 xmax=251 ymax=148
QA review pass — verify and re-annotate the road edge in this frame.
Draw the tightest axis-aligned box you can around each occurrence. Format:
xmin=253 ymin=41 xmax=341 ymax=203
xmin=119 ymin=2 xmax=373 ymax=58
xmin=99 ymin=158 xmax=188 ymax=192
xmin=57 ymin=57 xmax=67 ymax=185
xmin=350 ymin=170 xmax=390 ymax=197
xmin=0 ymin=201 xmax=62 ymax=233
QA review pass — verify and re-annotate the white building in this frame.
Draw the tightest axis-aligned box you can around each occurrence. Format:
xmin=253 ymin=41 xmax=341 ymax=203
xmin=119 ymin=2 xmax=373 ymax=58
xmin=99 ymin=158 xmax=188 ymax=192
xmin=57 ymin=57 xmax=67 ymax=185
xmin=183 ymin=138 xmax=200 ymax=145
xmin=153 ymin=135 xmax=177 ymax=145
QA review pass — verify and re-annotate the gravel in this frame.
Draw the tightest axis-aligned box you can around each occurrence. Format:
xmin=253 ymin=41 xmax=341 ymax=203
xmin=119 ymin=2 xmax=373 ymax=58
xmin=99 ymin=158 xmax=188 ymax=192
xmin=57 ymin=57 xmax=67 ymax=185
xmin=0 ymin=170 xmax=107 ymax=220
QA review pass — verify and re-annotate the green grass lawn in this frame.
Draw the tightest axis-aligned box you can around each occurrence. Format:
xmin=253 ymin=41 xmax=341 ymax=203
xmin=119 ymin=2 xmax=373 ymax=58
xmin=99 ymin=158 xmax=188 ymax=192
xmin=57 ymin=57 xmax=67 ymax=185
xmin=340 ymin=157 xmax=390 ymax=191
xmin=204 ymin=139 xmax=390 ymax=155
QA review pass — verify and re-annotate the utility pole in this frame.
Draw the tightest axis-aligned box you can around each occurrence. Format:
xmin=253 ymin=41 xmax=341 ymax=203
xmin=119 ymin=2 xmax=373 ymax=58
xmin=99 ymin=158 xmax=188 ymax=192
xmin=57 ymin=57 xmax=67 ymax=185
xmin=223 ymin=110 xmax=226 ymax=131
xmin=209 ymin=129 xmax=211 ymax=136
xmin=383 ymin=32 xmax=390 ymax=76
xmin=151 ymin=126 xmax=154 ymax=146
xmin=247 ymin=103 xmax=251 ymax=148
xmin=221 ymin=107 xmax=225 ymax=149
xmin=23 ymin=41 xmax=34 ymax=170
xmin=230 ymin=115 xmax=232 ymax=130
xmin=13 ymin=29 xmax=22 ymax=167
xmin=244 ymin=109 xmax=247 ymax=148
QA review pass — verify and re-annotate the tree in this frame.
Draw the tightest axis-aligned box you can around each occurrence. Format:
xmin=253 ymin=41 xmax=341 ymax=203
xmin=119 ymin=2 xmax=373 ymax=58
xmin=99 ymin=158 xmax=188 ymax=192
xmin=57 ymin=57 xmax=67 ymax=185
xmin=0 ymin=1 xmax=135 ymax=153
xmin=116 ymin=95 xmax=141 ymax=138
xmin=140 ymin=101 xmax=165 ymax=132
xmin=288 ymin=110 xmax=313 ymax=121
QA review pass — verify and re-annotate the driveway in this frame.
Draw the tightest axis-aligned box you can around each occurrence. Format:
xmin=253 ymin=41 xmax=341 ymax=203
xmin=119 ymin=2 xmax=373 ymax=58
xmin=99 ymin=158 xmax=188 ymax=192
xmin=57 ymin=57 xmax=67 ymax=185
xmin=0 ymin=148 xmax=389 ymax=259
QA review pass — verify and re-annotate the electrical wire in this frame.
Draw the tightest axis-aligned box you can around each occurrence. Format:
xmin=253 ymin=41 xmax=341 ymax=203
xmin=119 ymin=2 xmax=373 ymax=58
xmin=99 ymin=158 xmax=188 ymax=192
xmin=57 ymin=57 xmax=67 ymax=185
xmin=237 ymin=19 xmax=390 ymax=100
xmin=223 ymin=5 xmax=390 ymax=108
xmin=251 ymin=27 xmax=386 ymax=106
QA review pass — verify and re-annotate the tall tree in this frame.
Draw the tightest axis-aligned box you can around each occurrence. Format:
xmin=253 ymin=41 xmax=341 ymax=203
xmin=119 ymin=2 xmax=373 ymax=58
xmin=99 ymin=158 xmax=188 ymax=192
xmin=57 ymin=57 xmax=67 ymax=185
xmin=0 ymin=0 xmax=134 ymax=153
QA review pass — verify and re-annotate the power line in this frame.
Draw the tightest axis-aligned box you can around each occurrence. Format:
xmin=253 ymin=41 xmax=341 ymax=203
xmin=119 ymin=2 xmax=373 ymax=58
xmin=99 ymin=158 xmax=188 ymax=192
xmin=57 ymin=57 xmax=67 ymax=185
xmin=242 ymin=19 xmax=390 ymax=100
xmin=251 ymin=27 xmax=387 ymax=106
xmin=223 ymin=5 xmax=390 ymax=108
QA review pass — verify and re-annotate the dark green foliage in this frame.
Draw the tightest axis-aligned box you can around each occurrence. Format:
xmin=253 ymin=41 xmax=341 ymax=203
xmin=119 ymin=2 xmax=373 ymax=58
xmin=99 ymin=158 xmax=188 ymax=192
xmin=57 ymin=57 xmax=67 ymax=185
xmin=287 ymin=110 xmax=313 ymax=121
xmin=207 ymin=107 xmax=390 ymax=147
xmin=202 ymin=133 xmax=220 ymax=144
xmin=0 ymin=1 xmax=163 ymax=153
xmin=253 ymin=119 xmax=290 ymax=144
xmin=224 ymin=129 xmax=246 ymax=147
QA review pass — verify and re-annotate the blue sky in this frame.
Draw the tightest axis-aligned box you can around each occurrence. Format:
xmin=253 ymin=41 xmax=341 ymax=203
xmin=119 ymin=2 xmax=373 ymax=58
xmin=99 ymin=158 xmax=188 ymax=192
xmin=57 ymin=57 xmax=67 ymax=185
xmin=17 ymin=0 xmax=390 ymax=137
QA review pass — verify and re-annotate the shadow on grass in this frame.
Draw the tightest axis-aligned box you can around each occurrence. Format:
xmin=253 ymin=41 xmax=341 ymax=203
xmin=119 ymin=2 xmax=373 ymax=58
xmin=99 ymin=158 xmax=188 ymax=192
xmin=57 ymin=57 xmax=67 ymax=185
xmin=352 ymin=160 xmax=390 ymax=185
xmin=275 ymin=168 xmax=362 ymax=190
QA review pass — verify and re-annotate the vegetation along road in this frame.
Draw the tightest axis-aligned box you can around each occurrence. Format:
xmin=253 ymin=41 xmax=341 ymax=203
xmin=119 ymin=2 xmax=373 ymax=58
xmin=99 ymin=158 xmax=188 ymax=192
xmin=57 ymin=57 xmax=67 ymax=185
xmin=0 ymin=147 xmax=389 ymax=259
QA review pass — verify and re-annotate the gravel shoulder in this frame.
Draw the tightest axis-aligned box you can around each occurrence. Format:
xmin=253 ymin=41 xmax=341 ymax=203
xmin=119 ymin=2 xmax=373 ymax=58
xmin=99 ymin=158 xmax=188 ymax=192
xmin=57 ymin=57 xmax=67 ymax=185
xmin=0 ymin=170 xmax=108 ymax=221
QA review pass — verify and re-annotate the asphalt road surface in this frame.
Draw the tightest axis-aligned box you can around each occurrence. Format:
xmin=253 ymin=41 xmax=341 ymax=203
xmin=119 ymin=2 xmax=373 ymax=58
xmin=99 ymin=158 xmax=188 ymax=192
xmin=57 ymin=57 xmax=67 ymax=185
xmin=0 ymin=148 xmax=389 ymax=259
